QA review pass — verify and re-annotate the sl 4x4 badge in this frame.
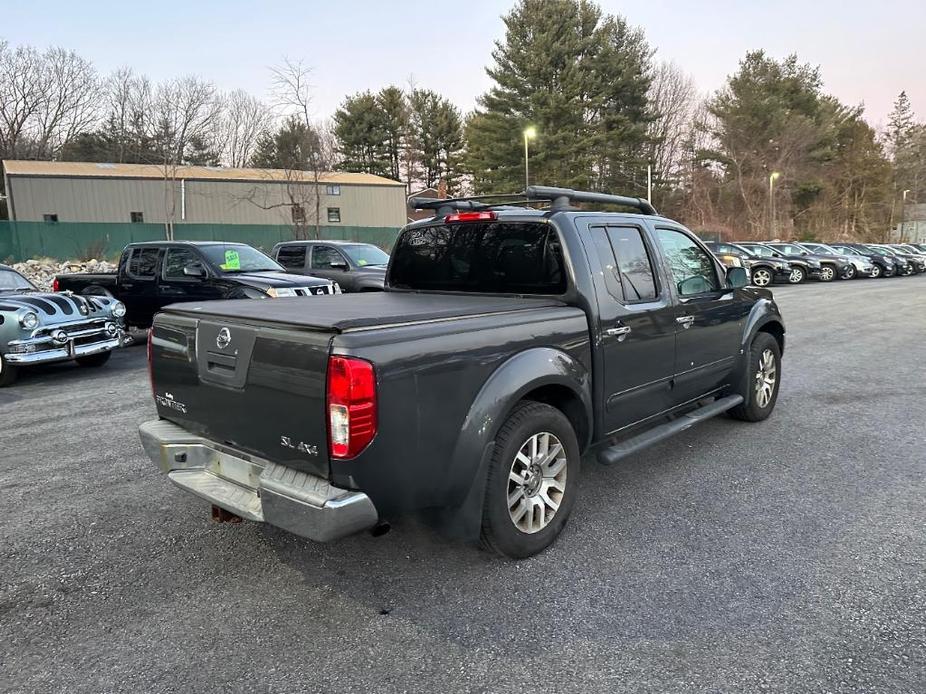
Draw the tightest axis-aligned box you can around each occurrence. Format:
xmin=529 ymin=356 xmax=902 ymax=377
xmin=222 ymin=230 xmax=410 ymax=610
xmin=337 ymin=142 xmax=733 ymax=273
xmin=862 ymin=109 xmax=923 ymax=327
xmin=281 ymin=436 xmax=318 ymax=456
xmin=155 ymin=392 xmax=188 ymax=414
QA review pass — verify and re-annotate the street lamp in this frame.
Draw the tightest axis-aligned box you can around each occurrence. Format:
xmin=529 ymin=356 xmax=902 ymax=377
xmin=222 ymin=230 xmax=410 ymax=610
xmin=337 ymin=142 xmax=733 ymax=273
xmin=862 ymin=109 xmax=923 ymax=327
xmin=769 ymin=171 xmax=781 ymax=237
xmin=523 ymin=126 xmax=537 ymax=191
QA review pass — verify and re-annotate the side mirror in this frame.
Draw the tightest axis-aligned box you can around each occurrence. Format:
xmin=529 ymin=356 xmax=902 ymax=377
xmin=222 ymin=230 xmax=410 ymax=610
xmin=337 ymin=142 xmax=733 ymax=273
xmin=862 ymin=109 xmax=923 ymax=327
xmin=183 ymin=263 xmax=206 ymax=278
xmin=727 ymin=267 xmax=748 ymax=288
xmin=329 ymin=261 xmax=349 ymax=271
xmin=678 ymin=275 xmax=713 ymax=295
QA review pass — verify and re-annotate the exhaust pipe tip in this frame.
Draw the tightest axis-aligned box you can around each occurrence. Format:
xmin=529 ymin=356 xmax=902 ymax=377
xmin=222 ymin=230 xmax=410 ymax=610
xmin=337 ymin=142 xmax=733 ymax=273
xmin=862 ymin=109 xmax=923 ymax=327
xmin=370 ymin=521 xmax=391 ymax=537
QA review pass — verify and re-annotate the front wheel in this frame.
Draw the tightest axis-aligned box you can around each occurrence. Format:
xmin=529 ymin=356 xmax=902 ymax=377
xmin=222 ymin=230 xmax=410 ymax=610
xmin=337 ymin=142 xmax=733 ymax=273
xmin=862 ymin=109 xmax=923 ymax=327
xmin=750 ymin=267 xmax=773 ymax=287
xmin=788 ymin=267 xmax=805 ymax=284
xmin=819 ymin=265 xmax=836 ymax=282
xmin=75 ymin=350 xmax=112 ymax=367
xmin=480 ymin=401 xmax=580 ymax=559
xmin=0 ymin=353 xmax=19 ymax=387
xmin=728 ymin=332 xmax=781 ymax=422
xmin=869 ymin=264 xmax=882 ymax=279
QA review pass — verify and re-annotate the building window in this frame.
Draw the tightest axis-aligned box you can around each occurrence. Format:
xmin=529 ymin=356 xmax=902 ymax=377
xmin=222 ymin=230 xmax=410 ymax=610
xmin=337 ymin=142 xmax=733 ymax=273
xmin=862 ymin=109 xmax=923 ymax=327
xmin=326 ymin=184 xmax=341 ymax=196
xmin=43 ymin=214 xmax=59 ymax=223
xmin=291 ymin=204 xmax=306 ymax=224
xmin=327 ymin=207 xmax=341 ymax=223
xmin=130 ymin=211 xmax=144 ymax=223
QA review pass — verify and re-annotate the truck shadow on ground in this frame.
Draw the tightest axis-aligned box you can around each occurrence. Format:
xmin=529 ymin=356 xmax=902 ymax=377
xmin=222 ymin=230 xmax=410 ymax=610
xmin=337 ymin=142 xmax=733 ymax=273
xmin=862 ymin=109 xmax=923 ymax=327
xmin=264 ymin=417 xmax=816 ymax=650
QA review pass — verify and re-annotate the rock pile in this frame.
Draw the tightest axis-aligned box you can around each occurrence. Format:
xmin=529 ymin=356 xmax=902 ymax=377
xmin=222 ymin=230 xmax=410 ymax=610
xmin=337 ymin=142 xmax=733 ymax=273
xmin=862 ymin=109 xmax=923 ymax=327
xmin=10 ymin=258 xmax=118 ymax=292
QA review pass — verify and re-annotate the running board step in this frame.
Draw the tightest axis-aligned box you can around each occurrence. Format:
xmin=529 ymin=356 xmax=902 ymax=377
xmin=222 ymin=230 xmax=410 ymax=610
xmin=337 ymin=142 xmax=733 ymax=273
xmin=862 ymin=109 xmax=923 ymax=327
xmin=597 ymin=395 xmax=744 ymax=466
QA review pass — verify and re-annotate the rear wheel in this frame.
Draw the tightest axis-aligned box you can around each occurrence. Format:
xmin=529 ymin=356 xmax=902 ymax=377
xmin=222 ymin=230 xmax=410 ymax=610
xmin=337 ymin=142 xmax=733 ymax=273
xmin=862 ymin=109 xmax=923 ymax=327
xmin=728 ymin=332 xmax=781 ymax=422
xmin=480 ymin=401 xmax=580 ymax=559
xmin=819 ymin=265 xmax=836 ymax=282
xmin=75 ymin=351 xmax=112 ymax=367
xmin=751 ymin=267 xmax=773 ymax=287
xmin=0 ymin=353 xmax=19 ymax=387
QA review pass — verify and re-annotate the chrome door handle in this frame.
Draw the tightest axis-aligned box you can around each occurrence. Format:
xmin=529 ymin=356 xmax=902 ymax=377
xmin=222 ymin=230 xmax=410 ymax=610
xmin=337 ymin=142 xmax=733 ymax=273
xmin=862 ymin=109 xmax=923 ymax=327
xmin=676 ymin=315 xmax=695 ymax=329
xmin=604 ymin=325 xmax=632 ymax=341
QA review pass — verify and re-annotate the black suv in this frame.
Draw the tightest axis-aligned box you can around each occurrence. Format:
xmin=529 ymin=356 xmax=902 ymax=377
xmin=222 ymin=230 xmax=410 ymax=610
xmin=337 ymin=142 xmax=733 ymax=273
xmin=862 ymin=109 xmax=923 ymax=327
xmin=705 ymin=242 xmax=794 ymax=286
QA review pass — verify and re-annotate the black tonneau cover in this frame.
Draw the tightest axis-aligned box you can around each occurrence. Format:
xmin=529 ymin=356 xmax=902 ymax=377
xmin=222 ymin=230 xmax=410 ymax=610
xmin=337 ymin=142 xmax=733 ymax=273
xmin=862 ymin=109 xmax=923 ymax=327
xmin=160 ymin=292 xmax=567 ymax=332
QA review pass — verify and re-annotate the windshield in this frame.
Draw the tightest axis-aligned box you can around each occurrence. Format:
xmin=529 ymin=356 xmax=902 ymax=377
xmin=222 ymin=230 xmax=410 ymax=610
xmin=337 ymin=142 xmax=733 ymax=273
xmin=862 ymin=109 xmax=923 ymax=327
xmin=342 ymin=244 xmax=390 ymax=267
xmin=200 ymin=244 xmax=283 ymax=273
xmin=390 ymin=221 xmax=566 ymax=294
xmin=770 ymin=244 xmax=805 ymax=255
xmin=0 ymin=268 xmax=36 ymax=291
xmin=864 ymin=246 xmax=891 ymax=256
xmin=832 ymin=246 xmax=859 ymax=256
xmin=809 ymin=244 xmax=839 ymax=254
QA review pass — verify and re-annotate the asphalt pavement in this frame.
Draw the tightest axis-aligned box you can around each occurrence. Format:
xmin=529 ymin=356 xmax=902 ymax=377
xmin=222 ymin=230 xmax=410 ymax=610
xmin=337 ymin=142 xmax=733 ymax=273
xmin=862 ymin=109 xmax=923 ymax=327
xmin=1 ymin=277 xmax=924 ymax=693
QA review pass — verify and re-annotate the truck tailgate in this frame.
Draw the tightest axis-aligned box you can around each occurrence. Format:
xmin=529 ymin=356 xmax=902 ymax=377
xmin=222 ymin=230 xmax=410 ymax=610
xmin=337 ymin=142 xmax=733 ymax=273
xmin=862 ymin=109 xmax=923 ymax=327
xmin=149 ymin=312 xmax=331 ymax=478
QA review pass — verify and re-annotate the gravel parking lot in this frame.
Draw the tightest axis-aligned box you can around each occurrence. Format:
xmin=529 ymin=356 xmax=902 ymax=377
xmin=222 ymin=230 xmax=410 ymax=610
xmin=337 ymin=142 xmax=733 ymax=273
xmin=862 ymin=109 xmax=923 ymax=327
xmin=1 ymin=278 xmax=924 ymax=694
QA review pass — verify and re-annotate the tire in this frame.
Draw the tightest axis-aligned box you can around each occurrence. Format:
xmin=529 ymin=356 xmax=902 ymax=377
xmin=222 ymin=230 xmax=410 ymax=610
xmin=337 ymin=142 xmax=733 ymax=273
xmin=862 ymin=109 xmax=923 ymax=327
xmin=869 ymin=264 xmax=881 ymax=279
xmin=728 ymin=332 xmax=781 ymax=422
xmin=841 ymin=265 xmax=857 ymax=280
xmin=751 ymin=266 xmax=773 ymax=287
xmin=788 ymin=267 xmax=805 ymax=284
xmin=75 ymin=350 xmax=112 ymax=367
xmin=0 ymin=353 xmax=19 ymax=387
xmin=480 ymin=401 xmax=580 ymax=559
xmin=819 ymin=265 xmax=836 ymax=282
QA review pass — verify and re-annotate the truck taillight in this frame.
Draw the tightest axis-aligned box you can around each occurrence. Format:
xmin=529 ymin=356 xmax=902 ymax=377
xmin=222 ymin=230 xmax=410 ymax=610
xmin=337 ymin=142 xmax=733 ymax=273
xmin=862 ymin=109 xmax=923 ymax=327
xmin=52 ymin=278 xmax=59 ymax=292
xmin=327 ymin=356 xmax=377 ymax=459
xmin=146 ymin=328 xmax=154 ymax=396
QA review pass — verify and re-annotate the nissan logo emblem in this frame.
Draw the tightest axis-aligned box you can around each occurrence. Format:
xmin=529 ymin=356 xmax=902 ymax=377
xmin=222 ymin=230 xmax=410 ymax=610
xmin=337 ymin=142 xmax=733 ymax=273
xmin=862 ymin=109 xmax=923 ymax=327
xmin=216 ymin=327 xmax=231 ymax=349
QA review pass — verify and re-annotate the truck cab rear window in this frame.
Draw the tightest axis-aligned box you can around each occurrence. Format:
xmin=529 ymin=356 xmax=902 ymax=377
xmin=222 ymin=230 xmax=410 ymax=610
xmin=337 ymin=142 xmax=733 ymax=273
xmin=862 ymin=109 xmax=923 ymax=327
xmin=390 ymin=222 xmax=566 ymax=294
xmin=128 ymin=248 xmax=160 ymax=278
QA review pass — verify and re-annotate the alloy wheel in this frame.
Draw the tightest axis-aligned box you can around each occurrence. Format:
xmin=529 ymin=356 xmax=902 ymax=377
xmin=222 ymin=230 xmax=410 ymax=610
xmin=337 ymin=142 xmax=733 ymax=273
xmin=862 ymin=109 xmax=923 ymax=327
xmin=870 ymin=265 xmax=881 ymax=278
xmin=754 ymin=348 xmax=777 ymax=409
xmin=842 ymin=266 xmax=856 ymax=280
xmin=752 ymin=268 xmax=772 ymax=287
xmin=788 ymin=268 xmax=804 ymax=284
xmin=820 ymin=266 xmax=835 ymax=281
xmin=507 ymin=432 xmax=568 ymax=534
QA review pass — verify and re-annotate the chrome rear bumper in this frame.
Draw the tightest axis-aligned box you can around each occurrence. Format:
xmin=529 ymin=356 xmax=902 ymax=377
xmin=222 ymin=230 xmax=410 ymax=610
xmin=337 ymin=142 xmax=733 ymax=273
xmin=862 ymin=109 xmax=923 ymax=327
xmin=138 ymin=419 xmax=377 ymax=542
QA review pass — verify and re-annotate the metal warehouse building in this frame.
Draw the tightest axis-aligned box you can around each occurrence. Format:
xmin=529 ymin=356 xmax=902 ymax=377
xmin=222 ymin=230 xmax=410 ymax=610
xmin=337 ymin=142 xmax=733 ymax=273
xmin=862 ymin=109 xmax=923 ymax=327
xmin=1 ymin=160 xmax=406 ymax=228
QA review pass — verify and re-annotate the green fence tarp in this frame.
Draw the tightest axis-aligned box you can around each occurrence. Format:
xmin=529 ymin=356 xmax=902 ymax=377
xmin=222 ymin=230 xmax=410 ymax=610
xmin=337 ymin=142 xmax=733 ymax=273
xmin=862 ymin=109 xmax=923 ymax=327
xmin=0 ymin=221 xmax=401 ymax=263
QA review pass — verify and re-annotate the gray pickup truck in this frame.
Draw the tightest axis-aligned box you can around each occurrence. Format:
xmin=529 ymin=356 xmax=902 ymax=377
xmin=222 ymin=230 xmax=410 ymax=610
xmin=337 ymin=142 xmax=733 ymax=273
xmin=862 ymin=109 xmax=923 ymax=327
xmin=141 ymin=186 xmax=785 ymax=558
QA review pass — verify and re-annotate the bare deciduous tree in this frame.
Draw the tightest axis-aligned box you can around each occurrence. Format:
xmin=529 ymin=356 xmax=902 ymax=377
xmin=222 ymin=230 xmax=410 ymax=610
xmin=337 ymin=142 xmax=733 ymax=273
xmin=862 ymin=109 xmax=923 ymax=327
xmin=218 ymin=89 xmax=273 ymax=168
xmin=647 ymin=61 xmax=697 ymax=192
xmin=32 ymin=47 xmax=101 ymax=158
xmin=150 ymin=76 xmax=221 ymax=238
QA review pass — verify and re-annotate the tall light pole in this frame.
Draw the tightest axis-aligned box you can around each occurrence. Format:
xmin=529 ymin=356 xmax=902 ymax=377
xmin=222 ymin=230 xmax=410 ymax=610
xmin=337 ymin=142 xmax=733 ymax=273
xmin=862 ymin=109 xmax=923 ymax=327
xmin=769 ymin=171 xmax=781 ymax=238
xmin=523 ymin=126 xmax=537 ymax=191
xmin=900 ymin=189 xmax=911 ymax=242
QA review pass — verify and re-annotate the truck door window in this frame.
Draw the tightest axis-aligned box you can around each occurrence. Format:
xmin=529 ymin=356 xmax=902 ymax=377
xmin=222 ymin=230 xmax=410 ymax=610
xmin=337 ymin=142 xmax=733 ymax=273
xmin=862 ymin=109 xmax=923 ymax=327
xmin=589 ymin=225 xmax=657 ymax=302
xmin=277 ymin=245 xmax=307 ymax=270
xmin=163 ymin=247 xmax=200 ymax=279
xmin=655 ymin=229 xmax=720 ymax=296
xmin=312 ymin=246 xmax=343 ymax=269
xmin=127 ymin=248 xmax=160 ymax=279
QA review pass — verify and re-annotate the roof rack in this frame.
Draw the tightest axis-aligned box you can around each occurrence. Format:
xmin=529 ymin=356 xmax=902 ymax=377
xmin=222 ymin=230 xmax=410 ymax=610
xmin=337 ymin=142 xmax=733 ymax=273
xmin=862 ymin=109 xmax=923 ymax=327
xmin=408 ymin=186 xmax=658 ymax=217
xmin=525 ymin=186 xmax=657 ymax=215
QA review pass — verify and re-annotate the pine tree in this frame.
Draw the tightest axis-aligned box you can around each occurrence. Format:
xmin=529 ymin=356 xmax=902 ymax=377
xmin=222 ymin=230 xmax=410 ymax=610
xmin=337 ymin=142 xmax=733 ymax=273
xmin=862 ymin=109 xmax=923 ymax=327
xmin=463 ymin=0 xmax=653 ymax=195
xmin=333 ymin=92 xmax=389 ymax=176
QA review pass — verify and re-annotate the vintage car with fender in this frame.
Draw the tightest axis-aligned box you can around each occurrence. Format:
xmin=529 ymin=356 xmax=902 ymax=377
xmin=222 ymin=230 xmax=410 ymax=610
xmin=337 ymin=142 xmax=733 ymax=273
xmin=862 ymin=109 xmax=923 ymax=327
xmin=0 ymin=264 xmax=125 ymax=386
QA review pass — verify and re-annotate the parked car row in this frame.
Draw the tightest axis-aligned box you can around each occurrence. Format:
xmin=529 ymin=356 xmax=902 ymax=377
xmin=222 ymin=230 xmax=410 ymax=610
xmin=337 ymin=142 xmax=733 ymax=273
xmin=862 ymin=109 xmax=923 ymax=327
xmin=705 ymin=240 xmax=926 ymax=286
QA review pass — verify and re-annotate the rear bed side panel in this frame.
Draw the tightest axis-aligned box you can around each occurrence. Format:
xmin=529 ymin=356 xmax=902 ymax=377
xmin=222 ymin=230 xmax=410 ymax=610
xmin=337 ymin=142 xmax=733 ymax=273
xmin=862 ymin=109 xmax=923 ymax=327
xmin=329 ymin=306 xmax=592 ymax=515
xmin=150 ymin=312 xmax=332 ymax=478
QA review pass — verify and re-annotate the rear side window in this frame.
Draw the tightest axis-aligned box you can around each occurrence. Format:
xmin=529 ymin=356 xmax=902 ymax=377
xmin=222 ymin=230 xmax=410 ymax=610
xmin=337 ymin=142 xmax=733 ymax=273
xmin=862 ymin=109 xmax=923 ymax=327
xmin=276 ymin=245 xmax=307 ymax=270
xmin=390 ymin=221 xmax=566 ymax=294
xmin=606 ymin=226 xmax=657 ymax=301
xmin=127 ymin=248 xmax=159 ymax=278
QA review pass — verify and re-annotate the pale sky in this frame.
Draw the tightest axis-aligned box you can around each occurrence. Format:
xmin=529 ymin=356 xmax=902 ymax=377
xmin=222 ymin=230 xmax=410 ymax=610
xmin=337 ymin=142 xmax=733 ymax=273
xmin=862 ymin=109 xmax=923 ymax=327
xmin=4 ymin=0 xmax=925 ymax=129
